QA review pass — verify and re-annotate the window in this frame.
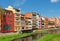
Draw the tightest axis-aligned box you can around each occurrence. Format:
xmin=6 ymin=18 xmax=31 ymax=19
xmin=22 ymin=27 xmax=24 ymax=29
xmin=16 ymin=22 xmax=20 ymax=25
xmin=28 ymin=23 xmax=32 ymax=25
xmin=16 ymin=9 xmax=20 ymax=12
xmin=25 ymin=17 xmax=32 ymax=19
xmin=29 ymin=27 xmax=32 ymax=28
xmin=42 ymin=20 xmax=44 ymax=25
xmin=26 ymin=23 xmax=32 ymax=25
xmin=25 ymin=21 xmax=31 ymax=23
xmin=8 ymin=20 xmax=11 ymax=22
xmin=2 ymin=20 xmax=6 ymax=22
xmin=25 ymin=21 xmax=31 ymax=25
xmin=42 ymin=26 xmax=44 ymax=29
xmin=16 ymin=14 xmax=20 ymax=16
xmin=33 ymin=14 xmax=36 ymax=16
xmin=4 ymin=24 xmax=12 ymax=30
xmin=48 ymin=21 xmax=55 ymax=25
xmin=8 ymin=16 xmax=12 ymax=18
xmin=3 ymin=15 xmax=6 ymax=18
xmin=16 ymin=18 xmax=19 ymax=20
xmin=21 ymin=17 xmax=24 ymax=20
xmin=6 ymin=12 xmax=10 ymax=14
xmin=42 ymin=23 xmax=44 ymax=25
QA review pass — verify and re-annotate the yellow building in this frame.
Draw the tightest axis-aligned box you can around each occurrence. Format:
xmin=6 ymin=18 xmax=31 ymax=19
xmin=5 ymin=6 xmax=21 ymax=32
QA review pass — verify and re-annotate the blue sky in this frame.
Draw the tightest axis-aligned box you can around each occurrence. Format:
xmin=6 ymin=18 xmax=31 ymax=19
xmin=0 ymin=0 xmax=60 ymax=18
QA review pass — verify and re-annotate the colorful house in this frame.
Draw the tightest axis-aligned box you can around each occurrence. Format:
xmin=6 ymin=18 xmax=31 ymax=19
xmin=20 ymin=14 xmax=25 ymax=30
xmin=48 ymin=17 xmax=57 ymax=28
xmin=24 ymin=12 xmax=41 ymax=31
xmin=1 ymin=10 xmax=14 ymax=32
xmin=5 ymin=6 xmax=21 ymax=32
xmin=56 ymin=18 xmax=60 ymax=27
xmin=24 ymin=12 xmax=32 ymax=31
xmin=41 ymin=17 xmax=48 ymax=29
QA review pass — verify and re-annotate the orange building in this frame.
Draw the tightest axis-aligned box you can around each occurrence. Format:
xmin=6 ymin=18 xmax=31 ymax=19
xmin=56 ymin=18 xmax=60 ymax=27
xmin=24 ymin=12 xmax=40 ymax=31
xmin=24 ymin=12 xmax=32 ymax=30
xmin=48 ymin=17 xmax=57 ymax=28
xmin=45 ymin=18 xmax=48 ymax=29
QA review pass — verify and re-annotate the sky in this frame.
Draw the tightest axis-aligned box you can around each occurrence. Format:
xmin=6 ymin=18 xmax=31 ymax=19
xmin=0 ymin=0 xmax=60 ymax=18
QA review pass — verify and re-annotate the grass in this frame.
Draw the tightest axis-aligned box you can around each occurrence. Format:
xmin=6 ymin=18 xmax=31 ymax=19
xmin=0 ymin=33 xmax=31 ymax=41
xmin=0 ymin=30 xmax=45 ymax=41
xmin=0 ymin=29 xmax=58 ymax=41
xmin=34 ymin=34 xmax=60 ymax=41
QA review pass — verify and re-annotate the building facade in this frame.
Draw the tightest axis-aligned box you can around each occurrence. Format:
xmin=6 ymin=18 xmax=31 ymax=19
xmin=56 ymin=18 xmax=60 ymax=27
xmin=45 ymin=18 xmax=48 ymax=29
xmin=24 ymin=12 xmax=32 ymax=31
xmin=21 ymin=14 xmax=25 ymax=30
xmin=41 ymin=17 xmax=45 ymax=29
xmin=24 ymin=12 xmax=41 ymax=31
xmin=48 ymin=17 xmax=57 ymax=28
xmin=5 ymin=6 xmax=21 ymax=32
xmin=41 ymin=17 xmax=48 ymax=29
xmin=1 ymin=10 xmax=14 ymax=32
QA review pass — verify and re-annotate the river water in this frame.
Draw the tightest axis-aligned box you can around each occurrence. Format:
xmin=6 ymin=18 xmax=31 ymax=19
xmin=12 ymin=28 xmax=60 ymax=41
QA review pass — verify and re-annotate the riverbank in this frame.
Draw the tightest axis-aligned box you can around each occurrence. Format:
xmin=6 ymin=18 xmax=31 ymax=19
xmin=0 ymin=30 xmax=45 ymax=41
xmin=0 ymin=28 xmax=60 ymax=41
xmin=34 ymin=34 xmax=60 ymax=41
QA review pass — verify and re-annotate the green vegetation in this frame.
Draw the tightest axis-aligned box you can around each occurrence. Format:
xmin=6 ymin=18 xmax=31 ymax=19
xmin=0 ymin=33 xmax=30 ymax=41
xmin=34 ymin=34 xmax=60 ymax=41
xmin=0 ymin=30 xmax=45 ymax=41
xmin=0 ymin=30 xmax=59 ymax=41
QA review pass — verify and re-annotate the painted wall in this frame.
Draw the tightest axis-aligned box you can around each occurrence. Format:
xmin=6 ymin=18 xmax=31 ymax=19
xmin=1 ymin=11 xmax=14 ymax=32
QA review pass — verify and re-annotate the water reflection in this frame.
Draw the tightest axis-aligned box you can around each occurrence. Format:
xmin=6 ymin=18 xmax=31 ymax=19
xmin=12 ymin=29 xmax=60 ymax=41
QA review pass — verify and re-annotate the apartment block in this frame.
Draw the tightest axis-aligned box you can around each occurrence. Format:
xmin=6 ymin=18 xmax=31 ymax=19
xmin=5 ymin=6 xmax=21 ymax=32
xmin=41 ymin=17 xmax=45 ymax=29
xmin=21 ymin=14 xmax=25 ymax=30
xmin=24 ymin=12 xmax=32 ymax=31
xmin=56 ymin=18 xmax=60 ymax=27
xmin=39 ymin=17 xmax=42 ymax=29
xmin=45 ymin=18 xmax=48 ymax=29
xmin=24 ymin=12 xmax=41 ymax=31
xmin=36 ymin=13 xmax=40 ymax=29
xmin=1 ymin=10 xmax=14 ymax=32
xmin=41 ymin=17 xmax=48 ymax=29
xmin=48 ymin=17 xmax=57 ymax=28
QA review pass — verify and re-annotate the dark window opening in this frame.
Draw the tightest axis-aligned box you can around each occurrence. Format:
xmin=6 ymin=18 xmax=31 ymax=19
xmin=4 ymin=24 xmax=12 ymax=30
xmin=16 ymin=10 xmax=20 ymax=12
xmin=22 ymin=27 xmax=24 ymax=29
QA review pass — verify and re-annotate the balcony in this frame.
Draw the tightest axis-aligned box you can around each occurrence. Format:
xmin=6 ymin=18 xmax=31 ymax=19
xmin=21 ymin=17 xmax=24 ymax=20
xmin=48 ymin=21 xmax=55 ymax=25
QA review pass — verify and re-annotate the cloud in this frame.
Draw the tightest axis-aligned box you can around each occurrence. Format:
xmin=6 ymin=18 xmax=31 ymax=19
xmin=50 ymin=0 xmax=59 ymax=3
xmin=12 ymin=0 xmax=27 ymax=7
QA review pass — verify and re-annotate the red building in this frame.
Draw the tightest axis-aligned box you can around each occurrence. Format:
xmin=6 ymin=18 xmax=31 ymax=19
xmin=1 ymin=10 xmax=14 ymax=32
